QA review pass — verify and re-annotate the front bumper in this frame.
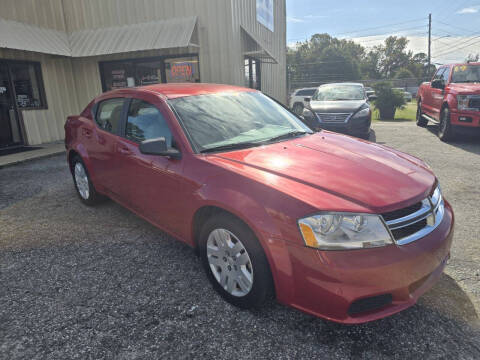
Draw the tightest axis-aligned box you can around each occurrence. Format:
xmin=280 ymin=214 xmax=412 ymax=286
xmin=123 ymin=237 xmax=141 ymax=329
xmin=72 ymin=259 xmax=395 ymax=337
xmin=318 ymin=116 xmax=371 ymax=137
xmin=269 ymin=201 xmax=454 ymax=324
xmin=450 ymin=110 xmax=480 ymax=127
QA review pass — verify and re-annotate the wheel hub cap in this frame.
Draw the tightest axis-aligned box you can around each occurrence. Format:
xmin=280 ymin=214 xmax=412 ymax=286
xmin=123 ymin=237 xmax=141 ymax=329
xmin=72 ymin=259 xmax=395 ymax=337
xmin=74 ymin=163 xmax=89 ymax=200
xmin=206 ymin=229 xmax=254 ymax=297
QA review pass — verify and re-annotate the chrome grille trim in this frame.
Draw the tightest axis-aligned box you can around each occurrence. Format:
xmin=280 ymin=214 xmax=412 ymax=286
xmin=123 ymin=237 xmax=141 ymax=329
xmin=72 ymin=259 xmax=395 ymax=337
xmin=382 ymin=187 xmax=445 ymax=246
xmin=316 ymin=112 xmax=352 ymax=123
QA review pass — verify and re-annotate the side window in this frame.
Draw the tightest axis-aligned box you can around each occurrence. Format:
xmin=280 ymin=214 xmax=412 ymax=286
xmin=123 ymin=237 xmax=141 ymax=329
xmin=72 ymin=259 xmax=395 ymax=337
xmin=126 ymin=99 xmax=173 ymax=146
xmin=96 ymin=98 xmax=125 ymax=134
xmin=433 ymin=67 xmax=445 ymax=81
xmin=442 ymin=67 xmax=451 ymax=83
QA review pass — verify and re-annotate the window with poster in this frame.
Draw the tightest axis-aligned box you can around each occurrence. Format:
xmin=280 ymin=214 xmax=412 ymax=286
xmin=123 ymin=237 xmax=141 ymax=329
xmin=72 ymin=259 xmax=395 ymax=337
xmin=244 ymin=57 xmax=261 ymax=90
xmin=99 ymin=55 xmax=200 ymax=92
xmin=164 ymin=56 xmax=200 ymax=83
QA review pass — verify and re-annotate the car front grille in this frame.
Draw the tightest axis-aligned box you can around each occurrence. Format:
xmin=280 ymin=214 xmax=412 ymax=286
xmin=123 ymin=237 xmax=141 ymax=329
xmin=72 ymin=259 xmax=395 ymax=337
xmin=381 ymin=187 xmax=445 ymax=245
xmin=316 ymin=113 xmax=351 ymax=123
xmin=468 ymin=97 xmax=480 ymax=109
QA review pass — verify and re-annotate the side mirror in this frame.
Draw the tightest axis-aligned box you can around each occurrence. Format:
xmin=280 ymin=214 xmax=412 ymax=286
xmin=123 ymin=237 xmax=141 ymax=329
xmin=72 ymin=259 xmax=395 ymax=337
xmin=431 ymin=79 xmax=445 ymax=89
xmin=139 ymin=137 xmax=181 ymax=159
xmin=368 ymin=94 xmax=377 ymax=101
xmin=304 ymin=97 xmax=311 ymax=102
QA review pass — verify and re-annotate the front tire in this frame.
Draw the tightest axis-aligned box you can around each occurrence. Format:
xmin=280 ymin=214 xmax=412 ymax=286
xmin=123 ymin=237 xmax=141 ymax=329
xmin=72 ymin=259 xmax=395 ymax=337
xmin=71 ymin=156 xmax=105 ymax=206
xmin=416 ymin=101 xmax=428 ymax=127
xmin=199 ymin=213 xmax=273 ymax=309
xmin=438 ymin=107 xmax=454 ymax=142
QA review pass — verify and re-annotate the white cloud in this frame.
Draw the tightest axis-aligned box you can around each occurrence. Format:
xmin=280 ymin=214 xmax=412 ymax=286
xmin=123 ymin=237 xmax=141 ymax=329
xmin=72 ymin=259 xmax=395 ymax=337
xmin=287 ymin=16 xmax=305 ymax=23
xmin=457 ymin=6 xmax=480 ymax=14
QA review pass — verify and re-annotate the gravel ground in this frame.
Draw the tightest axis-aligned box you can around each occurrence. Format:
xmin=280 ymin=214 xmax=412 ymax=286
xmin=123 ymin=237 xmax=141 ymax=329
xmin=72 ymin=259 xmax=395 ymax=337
xmin=1 ymin=123 xmax=480 ymax=359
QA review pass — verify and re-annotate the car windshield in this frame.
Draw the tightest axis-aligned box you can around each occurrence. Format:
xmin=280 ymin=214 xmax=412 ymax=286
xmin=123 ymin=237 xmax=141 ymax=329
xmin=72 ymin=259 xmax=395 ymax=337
xmin=169 ymin=91 xmax=312 ymax=152
xmin=313 ymin=84 xmax=365 ymax=101
xmin=451 ymin=64 xmax=480 ymax=83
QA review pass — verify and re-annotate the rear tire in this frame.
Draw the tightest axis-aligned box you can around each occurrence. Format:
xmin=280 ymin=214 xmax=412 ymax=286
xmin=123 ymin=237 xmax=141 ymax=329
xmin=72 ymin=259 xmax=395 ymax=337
xmin=438 ymin=107 xmax=454 ymax=142
xmin=416 ymin=101 xmax=428 ymax=127
xmin=199 ymin=213 xmax=273 ymax=309
xmin=71 ymin=156 xmax=105 ymax=206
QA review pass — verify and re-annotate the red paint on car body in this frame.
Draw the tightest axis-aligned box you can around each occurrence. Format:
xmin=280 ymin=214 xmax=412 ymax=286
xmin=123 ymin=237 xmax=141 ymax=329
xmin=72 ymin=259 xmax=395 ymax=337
xmin=65 ymin=83 xmax=453 ymax=323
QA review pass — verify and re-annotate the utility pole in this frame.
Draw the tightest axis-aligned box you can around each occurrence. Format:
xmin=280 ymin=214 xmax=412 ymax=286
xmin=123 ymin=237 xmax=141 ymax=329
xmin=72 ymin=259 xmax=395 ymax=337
xmin=427 ymin=13 xmax=432 ymax=78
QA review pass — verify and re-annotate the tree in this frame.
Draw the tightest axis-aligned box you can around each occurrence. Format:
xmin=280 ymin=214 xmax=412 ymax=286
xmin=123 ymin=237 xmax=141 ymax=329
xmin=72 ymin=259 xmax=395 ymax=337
xmin=466 ymin=53 xmax=479 ymax=62
xmin=287 ymin=33 xmax=364 ymax=86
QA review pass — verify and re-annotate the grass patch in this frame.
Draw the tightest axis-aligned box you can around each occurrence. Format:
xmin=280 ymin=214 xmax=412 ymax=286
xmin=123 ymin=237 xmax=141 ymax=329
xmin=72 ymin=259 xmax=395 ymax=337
xmin=372 ymin=100 xmax=417 ymax=122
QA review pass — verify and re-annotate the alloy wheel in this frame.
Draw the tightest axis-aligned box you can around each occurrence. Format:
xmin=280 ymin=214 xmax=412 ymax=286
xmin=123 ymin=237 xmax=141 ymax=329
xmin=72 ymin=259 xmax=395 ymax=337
xmin=206 ymin=228 xmax=254 ymax=297
xmin=74 ymin=162 xmax=90 ymax=200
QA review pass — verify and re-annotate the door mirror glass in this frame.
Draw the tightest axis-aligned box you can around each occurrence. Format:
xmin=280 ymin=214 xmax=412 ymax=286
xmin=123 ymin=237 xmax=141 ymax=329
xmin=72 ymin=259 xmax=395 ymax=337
xmin=139 ymin=137 xmax=181 ymax=159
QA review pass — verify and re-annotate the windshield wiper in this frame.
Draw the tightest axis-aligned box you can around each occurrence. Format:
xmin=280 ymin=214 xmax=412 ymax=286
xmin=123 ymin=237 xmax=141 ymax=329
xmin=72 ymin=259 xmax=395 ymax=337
xmin=265 ymin=131 xmax=309 ymax=143
xmin=200 ymin=141 xmax=262 ymax=153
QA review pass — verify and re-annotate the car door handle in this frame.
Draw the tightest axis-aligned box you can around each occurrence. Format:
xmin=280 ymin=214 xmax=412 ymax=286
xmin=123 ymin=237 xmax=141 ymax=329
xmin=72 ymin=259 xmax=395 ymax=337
xmin=82 ymin=128 xmax=92 ymax=138
xmin=118 ymin=147 xmax=131 ymax=155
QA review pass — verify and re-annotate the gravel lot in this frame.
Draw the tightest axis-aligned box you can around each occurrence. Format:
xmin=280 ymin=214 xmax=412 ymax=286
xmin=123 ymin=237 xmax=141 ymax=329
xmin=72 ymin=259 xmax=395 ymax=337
xmin=1 ymin=122 xmax=480 ymax=359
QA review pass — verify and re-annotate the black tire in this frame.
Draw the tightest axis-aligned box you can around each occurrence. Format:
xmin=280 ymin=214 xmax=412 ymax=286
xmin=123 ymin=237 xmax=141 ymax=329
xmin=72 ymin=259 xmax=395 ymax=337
xmin=199 ymin=213 xmax=274 ymax=309
xmin=292 ymin=103 xmax=304 ymax=116
xmin=416 ymin=101 xmax=428 ymax=127
xmin=71 ymin=156 xmax=105 ymax=206
xmin=438 ymin=107 xmax=454 ymax=142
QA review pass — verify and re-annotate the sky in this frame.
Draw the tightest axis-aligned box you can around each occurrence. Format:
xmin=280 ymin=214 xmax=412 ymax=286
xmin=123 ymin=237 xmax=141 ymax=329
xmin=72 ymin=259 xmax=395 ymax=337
xmin=286 ymin=0 xmax=480 ymax=64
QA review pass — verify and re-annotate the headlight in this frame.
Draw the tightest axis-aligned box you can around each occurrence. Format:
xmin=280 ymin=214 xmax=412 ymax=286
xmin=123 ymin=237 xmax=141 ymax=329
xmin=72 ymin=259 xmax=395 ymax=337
xmin=352 ymin=107 xmax=371 ymax=119
xmin=457 ymin=95 xmax=470 ymax=110
xmin=298 ymin=213 xmax=393 ymax=250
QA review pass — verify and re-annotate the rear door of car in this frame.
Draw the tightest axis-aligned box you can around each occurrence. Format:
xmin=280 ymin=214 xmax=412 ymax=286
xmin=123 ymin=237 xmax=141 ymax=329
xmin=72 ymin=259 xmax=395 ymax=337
xmin=88 ymin=97 xmax=128 ymax=197
xmin=115 ymin=94 xmax=184 ymax=234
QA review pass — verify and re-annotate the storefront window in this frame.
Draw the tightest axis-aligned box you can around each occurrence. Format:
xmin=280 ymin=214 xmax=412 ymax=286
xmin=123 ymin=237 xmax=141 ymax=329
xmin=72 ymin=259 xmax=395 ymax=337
xmin=9 ymin=62 xmax=46 ymax=109
xmin=100 ymin=55 xmax=200 ymax=92
xmin=164 ymin=57 xmax=200 ymax=83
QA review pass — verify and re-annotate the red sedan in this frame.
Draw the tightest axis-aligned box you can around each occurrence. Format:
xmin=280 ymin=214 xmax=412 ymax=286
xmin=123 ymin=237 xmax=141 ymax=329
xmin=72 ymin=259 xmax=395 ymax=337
xmin=65 ymin=84 xmax=454 ymax=324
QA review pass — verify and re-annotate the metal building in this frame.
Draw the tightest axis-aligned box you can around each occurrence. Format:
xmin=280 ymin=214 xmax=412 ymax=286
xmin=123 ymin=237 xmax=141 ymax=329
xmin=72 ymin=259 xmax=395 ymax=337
xmin=0 ymin=0 xmax=286 ymax=149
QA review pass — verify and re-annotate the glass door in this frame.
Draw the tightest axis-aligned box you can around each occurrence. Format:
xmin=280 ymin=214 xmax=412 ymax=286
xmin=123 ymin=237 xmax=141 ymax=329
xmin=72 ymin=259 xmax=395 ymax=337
xmin=0 ymin=63 xmax=22 ymax=148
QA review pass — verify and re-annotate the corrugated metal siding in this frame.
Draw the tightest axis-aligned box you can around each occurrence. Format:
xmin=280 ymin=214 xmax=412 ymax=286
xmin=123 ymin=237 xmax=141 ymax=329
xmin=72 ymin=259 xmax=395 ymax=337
xmin=0 ymin=0 xmax=286 ymax=145
xmin=0 ymin=18 xmax=71 ymax=56
xmin=232 ymin=0 xmax=287 ymax=103
xmin=62 ymin=0 xmax=238 ymax=107
xmin=69 ymin=16 xmax=198 ymax=57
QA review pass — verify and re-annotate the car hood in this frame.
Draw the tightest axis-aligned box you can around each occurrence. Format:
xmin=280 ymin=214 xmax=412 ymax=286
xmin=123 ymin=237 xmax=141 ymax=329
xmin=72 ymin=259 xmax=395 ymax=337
xmin=206 ymin=132 xmax=435 ymax=213
xmin=309 ymin=100 xmax=366 ymax=113
xmin=448 ymin=83 xmax=480 ymax=95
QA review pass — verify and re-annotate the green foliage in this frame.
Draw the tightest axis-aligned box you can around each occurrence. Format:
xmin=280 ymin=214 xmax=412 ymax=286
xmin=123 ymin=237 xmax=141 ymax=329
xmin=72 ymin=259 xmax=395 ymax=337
xmin=287 ymin=33 xmax=364 ymax=84
xmin=288 ymin=35 xmax=432 ymax=85
xmin=372 ymin=81 xmax=406 ymax=120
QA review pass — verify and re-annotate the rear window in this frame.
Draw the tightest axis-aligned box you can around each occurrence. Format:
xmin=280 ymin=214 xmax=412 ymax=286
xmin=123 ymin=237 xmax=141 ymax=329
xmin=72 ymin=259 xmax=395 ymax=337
xmin=296 ymin=89 xmax=316 ymax=96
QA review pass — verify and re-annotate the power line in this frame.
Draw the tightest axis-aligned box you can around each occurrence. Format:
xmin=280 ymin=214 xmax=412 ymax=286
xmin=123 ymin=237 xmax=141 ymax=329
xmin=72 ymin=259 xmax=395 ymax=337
xmin=433 ymin=36 xmax=480 ymax=58
xmin=332 ymin=18 xmax=425 ymax=37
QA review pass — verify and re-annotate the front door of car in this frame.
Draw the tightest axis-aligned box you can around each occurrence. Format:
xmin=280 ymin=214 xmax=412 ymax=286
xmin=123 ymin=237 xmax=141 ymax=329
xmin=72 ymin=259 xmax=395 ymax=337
xmin=87 ymin=97 xmax=127 ymax=197
xmin=431 ymin=66 xmax=451 ymax=120
xmin=115 ymin=97 xmax=184 ymax=235
xmin=423 ymin=67 xmax=445 ymax=118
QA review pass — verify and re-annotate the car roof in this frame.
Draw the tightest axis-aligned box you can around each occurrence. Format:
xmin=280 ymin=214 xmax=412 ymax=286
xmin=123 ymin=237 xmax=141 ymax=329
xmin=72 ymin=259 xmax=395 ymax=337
xmin=319 ymin=82 xmax=364 ymax=87
xmin=101 ymin=83 xmax=256 ymax=100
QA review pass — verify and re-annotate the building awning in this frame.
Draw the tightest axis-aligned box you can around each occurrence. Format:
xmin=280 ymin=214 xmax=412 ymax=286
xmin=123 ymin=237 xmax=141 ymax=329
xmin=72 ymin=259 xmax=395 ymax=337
xmin=240 ymin=26 xmax=278 ymax=64
xmin=0 ymin=16 xmax=198 ymax=58
xmin=69 ymin=16 xmax=199 ymax=57
xmin=0 ymin=18 xmax=71 ymax=56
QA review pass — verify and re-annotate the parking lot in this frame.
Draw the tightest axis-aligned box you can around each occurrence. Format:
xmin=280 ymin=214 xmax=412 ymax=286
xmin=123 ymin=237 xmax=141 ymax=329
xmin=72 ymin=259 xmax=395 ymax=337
xmin=1 ymin=122 xmax=479 ymax=359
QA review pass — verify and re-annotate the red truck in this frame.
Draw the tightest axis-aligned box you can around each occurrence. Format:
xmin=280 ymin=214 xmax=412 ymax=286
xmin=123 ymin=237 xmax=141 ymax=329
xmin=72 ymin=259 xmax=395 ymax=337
xmin=417 ymin=62 xmax=480 ymax=141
